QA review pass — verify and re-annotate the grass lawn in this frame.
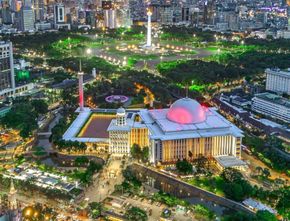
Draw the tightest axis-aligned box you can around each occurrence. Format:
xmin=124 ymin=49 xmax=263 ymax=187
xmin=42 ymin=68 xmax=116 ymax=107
xmin=161 ymin=40 xmax=192 ymax=46
xmin=32 ymin=146 xmax=47 ymax=156
xmin=179 ymin=50 xmax=197 ymax=55
xmin=186 ymin=176 xmax=225 ymax=196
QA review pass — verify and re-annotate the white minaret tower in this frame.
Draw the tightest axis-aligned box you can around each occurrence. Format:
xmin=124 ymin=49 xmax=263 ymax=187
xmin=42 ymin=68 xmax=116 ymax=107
xmin=146 ymin=9 xmax=152 ymax=47
xmin=78 ymin=61 xmax=84 ymax=111
xmin=9 ymin=179 xmax=17 ymax=210
xmin=116 ymin=107 xmax=126 ymax=126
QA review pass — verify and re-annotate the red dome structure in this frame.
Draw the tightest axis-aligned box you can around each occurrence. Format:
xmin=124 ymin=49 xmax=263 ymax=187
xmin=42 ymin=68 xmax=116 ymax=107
xmin=166 ymin=98 xmax=206 ymax=124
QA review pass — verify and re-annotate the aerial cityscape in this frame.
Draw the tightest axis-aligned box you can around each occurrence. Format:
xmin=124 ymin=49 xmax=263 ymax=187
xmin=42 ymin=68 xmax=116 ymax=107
xmin=0 ymin=0 xmax=289 ymax=220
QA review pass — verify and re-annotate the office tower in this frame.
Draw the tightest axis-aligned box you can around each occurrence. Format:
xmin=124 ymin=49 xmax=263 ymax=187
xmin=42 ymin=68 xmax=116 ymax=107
xmin=15 ymin=0 xmax=22 ymax=11
xmin=23 ymin=0 xmax=32 ymax=6
xmin=160 ymin=5 xmax=173 ymax=24
xmin=1 ymin=7 xmax=13 ymax=24
xmin=54 ymin=3 xmax=65 ymax=24
xmin=103 ymin=1 xmax=116 ymax=29
xmin=32 ymin=0 xmax=44 ymax=21
xmin=85 ymin=10 xmax=96 ymax=27
xmin=0 ymin=41 xmax=15 ymax=98
xmin=182 ymin=7 xmax=190 ymax=22
xmin=19 ymin=5 xmax=35 ymax=31
xmin=53 ymin=3 xmax=70 ymax=29
xmin=203 ymin=0 xmax=215 ymax=24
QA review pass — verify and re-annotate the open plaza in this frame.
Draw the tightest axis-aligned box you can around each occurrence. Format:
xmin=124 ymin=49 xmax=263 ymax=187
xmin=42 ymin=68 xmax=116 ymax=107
xmin=3 ymin=163 xmax=79 ymax=194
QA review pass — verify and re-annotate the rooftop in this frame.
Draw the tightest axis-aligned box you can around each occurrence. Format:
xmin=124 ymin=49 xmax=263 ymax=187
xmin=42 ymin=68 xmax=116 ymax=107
xmin=254 ymin=92 xmax=290 ymax=108
xmin=266 ymin=68 xmax=290 ymax=78
xmin=166 ymin=98 xmax=206 ymax=124
xmin=243 ymin=198 xmax=277 ymax=214
xmin=214 ymin=156 xmax=247 ymax=168
xmin=139 ymin=100 xmax=243 ymax=141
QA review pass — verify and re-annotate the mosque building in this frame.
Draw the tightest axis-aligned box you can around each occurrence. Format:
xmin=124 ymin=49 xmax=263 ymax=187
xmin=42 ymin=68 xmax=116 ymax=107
xmin=63 ymin=96 xmax=246 ymax=169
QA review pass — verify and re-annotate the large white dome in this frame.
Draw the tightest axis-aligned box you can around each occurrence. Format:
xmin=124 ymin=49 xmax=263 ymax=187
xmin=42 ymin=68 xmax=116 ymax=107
xmin=166 ymin=98 xmax=206 ymax=124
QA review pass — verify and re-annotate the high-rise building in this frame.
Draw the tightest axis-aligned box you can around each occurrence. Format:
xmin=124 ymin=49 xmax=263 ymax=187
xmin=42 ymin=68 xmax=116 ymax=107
xmin=103 ymin=1 xmax=116 ymax=29
xmin=181 ymin=7 xmax=190 ymax=22
xmin=1 ymin=7 xmax=13 ymax=24
xmin=32 ymin=0 xmax=44 ymax=21
xmin=53 ymin=3 xmax=70 ymax=29
xmin=0 ymin=41 xmax=15 ymax=98
xmin=85 ymin=10 xmax=96 ymax=27
xmin=19 ymin=5 xmax=35 ymax=31
xmin=160 ymin=5 xmax=173 ymax=24
xmin=116 ymin=7 xmax=132 ymax=28
xmin=53 ymin=3 xmax=65 ymax=24
xmin=266 ymin=68 xmax=290 ymax=95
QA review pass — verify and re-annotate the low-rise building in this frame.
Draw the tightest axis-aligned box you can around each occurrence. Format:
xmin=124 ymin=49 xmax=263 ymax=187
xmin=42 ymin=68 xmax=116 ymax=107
xmin=266 ymin=68 xmax=290 ymax=95
xmin=251 ymin=92 xmax=290 ymax=123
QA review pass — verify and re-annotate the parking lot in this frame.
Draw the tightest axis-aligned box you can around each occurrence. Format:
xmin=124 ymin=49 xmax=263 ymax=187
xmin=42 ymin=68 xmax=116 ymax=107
xmin=104 ymin=195 xmax=196 ymax=221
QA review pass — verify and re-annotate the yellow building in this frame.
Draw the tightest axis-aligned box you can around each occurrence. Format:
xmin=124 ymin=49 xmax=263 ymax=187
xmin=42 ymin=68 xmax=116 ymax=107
xmin=108 ymin=108 xmax=149 ymax=155
xmin=138 ymin=98 xmax=244 ymax=164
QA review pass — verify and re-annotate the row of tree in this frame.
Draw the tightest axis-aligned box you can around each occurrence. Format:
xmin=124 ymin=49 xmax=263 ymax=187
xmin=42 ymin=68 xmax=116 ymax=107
xmin=130 ymin=144 xmax=149 ymax=162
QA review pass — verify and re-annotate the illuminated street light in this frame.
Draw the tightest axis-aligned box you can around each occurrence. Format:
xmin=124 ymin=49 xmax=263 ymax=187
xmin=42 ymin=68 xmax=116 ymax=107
xmin=86 ymin=48 xmax=92 ymax=55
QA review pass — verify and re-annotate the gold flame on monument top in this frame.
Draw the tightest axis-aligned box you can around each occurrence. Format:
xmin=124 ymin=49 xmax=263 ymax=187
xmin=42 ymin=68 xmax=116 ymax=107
xmin=147 ymin=8 xmax=152 ymax=16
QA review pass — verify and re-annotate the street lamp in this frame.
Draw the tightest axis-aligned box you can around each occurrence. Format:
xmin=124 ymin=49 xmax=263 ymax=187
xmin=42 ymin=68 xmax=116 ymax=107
xmin=86 ymin=48 xmax=92 ymax=55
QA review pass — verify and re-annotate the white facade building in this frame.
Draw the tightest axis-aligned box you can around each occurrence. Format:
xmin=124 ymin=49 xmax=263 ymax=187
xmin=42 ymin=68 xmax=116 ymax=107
xmin=54 ymin=3 xmax=65 ymax=24
xmin=53 ymin=3 xmax=70 ymax=30
xmin=104 ymin=9 xmax=117 ymax=29
xmin=252 ymin=92 xmax=290 ymax=123
xmin=266 ymin=68 xmax=290 ymax=95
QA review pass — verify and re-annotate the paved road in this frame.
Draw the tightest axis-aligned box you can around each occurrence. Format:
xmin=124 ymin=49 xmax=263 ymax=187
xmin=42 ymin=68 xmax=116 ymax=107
xmin=90 ymin=44 xmax=213 ymax=74
xmin=84 ymin=156 xmax=125 ymax=203
xmin=36 ymin=112 xmax=62 ymax=152
xmin=242 ymin=150 xmax=289 ymax=182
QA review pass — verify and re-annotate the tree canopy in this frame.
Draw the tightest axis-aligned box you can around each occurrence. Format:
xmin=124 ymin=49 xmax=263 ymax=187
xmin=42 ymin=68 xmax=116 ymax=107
xmin=1 ymin=99 xmax=48 ymax=138
xmin=176 ymin=159 xmax=193 ymax=175
xmin=125 ymin=206 xmax=148 ymax=221
xmin=221 ymin=168 xmax=253 ymax=201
